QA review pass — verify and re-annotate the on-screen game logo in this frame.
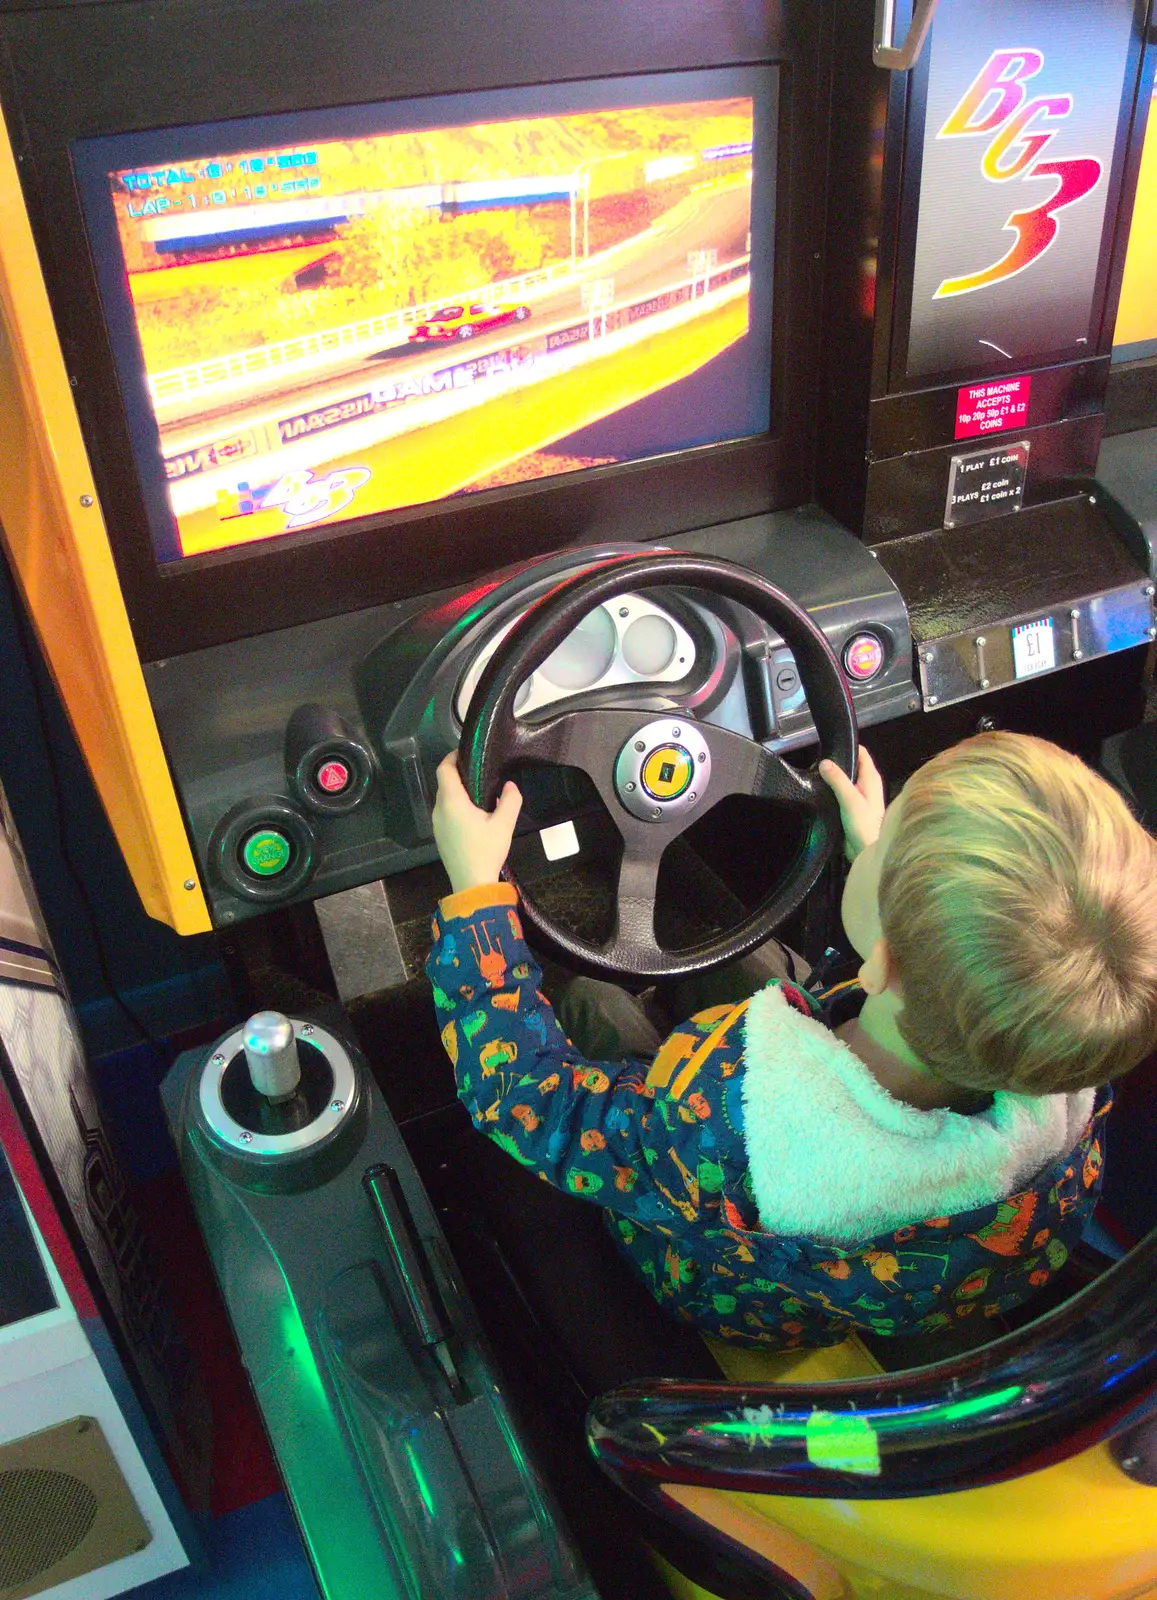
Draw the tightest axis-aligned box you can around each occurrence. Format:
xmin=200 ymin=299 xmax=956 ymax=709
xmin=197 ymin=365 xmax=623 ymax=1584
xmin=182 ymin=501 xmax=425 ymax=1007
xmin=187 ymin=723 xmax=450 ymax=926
xmin=934 ymin=48 xmax=1102 ymax=299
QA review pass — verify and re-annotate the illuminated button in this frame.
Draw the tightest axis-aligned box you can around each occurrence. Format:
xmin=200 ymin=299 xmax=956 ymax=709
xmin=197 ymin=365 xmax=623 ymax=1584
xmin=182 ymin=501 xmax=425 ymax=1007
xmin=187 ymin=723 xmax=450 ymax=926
xmin=315 ymin=758 xmax=351 ymax=795
xmin=843 ymin=632 xmax=886 ymax=683
xmin=640 ymin=744 xmax=694 ymax=801
xmin=241 ymin=828 xmax=293 ymax=878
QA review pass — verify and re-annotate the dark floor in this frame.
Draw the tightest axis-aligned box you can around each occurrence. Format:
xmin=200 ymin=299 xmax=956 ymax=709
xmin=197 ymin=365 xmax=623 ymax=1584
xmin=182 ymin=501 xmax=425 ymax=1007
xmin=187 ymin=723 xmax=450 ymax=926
xmin=134 ymin=1494 xmax=319 ymax=1600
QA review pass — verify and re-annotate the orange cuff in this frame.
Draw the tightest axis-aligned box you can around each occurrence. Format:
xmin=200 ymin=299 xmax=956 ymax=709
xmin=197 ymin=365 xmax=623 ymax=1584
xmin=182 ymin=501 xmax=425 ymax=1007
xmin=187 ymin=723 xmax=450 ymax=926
xmin=438 ymin=882 xmax=519 ymax=921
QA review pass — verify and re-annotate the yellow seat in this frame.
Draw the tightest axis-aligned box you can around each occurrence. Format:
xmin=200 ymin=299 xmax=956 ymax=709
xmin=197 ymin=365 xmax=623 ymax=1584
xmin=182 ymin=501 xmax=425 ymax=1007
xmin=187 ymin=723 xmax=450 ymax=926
xmin=650 ymin=1336 xmax=1157 ymax=1600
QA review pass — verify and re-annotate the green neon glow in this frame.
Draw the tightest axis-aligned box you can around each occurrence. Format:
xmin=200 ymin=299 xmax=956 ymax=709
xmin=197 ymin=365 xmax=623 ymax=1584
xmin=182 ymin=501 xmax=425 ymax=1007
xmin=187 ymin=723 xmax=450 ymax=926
xmin=700 ymin=1383 xmax=1025 ymax=1444
xmin=705 ymin=1416 xmax=805 ymax=1439
xmin=939 ymin=1384 xmax=1023 ymax=1421
xmin=806 ymin=1410 xmax=880 ymax=1476
xmin=405 ymin=1441 xmax=436 ymax=1519
xmin=276 ymin=1289 xmax=328 ymax=1407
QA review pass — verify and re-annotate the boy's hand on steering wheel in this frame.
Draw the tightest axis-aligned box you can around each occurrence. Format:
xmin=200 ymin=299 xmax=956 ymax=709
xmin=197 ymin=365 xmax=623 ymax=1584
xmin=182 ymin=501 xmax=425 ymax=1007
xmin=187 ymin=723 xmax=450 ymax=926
xmin=433 ymin=751 xmax=523 ymax=894
xmin=819 ymin=746 xmax=885 ymax=862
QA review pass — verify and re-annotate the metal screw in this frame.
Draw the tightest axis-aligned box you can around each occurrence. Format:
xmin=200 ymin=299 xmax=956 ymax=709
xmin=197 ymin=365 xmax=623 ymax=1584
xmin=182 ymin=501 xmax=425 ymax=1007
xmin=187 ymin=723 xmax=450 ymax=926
xmin=300 ymin=1023 xmax=315 ymax=1037
xmin=183 ymin=879 xmax=196 ymax=891
xmin=671 ymin=726 xmax=681 ymax=737
xmin=619 ymin=606 xmax=629 ymax=617
xmin=79 ymin=494 xmax=93 ymax=507
xmin=635 ymin=740 xmax=646 ymax=752
xmin=698 ymin=751 xmax=706 ymax=763
xmin=688 ymin=791 xmax=697 ymax=802
xmin=1069 ymin=608 xmax=1080 ymax=621
xmin=927 ymin=695 xmax=939 ymax=706
xmin=908 ymin=697 xmax=920 ymax=712
xmin=979 ymin=678 xmax=990 ymax=689
xmin=240 ymin=1131 xmax=253 ymax=1144
xmin=920 ymin=649 xmax=935 ymax=663
xmin=1089 ymin=494 xmax=1098 ymax=505
xmin=625 ymin=780 xmax=636 ymax=791
xmin=330 ymin=1099 xmax=345 ymax=1113
xmin=975 ymin=636 xmax=986 ymax=649
xmin=1145 ymin=585 xmax=1155 ymax=598
xmin=211 ymin=1053 xmax=225 ymax=1068
xmin=1148 ymin=627 xmax=1157 ymax=640
xmin=1072 ymin=649 xmax=1084 ymax=661
xmin=652 ymin=807 xmax=662 ymax=818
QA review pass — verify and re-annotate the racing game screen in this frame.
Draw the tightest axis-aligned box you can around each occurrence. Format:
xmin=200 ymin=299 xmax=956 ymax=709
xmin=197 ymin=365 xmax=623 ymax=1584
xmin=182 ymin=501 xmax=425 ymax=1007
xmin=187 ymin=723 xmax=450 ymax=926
xmin=75 ymin=70 xmax=774 ymax=564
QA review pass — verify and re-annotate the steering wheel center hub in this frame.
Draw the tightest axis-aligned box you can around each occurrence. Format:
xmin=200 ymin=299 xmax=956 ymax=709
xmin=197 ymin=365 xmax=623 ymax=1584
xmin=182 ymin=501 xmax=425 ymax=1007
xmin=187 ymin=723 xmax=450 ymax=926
xmin=615 ymin=718 xmax=712 ymax=822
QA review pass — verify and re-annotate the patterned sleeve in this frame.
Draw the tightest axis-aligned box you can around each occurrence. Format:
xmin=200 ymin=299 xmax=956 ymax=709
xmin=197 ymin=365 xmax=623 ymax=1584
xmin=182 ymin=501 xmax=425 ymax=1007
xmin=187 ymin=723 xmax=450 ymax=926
xmin=426 ymin=885 xmax=712 ymax=1225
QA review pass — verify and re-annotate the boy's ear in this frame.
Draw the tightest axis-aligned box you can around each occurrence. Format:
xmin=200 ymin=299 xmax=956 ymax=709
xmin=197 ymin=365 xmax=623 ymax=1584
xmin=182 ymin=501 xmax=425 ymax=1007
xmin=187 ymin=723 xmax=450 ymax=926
xmin=859 ymin=938 xmax=902 ymax=997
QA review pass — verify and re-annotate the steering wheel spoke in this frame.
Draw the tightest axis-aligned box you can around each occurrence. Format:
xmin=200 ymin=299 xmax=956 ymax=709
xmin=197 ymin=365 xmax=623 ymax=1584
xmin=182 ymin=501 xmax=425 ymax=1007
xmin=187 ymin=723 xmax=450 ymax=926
xmin=602 ymin=828 xmax=666 ymax=968
xmin=697 ymin=724 xmax=824 ymax=813
xmin=507 ymin=707 xmax=647 ymax=776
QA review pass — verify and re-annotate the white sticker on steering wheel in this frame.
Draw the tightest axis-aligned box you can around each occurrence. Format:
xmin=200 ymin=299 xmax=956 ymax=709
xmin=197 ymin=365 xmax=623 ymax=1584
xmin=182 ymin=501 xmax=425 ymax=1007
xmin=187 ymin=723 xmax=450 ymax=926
xmin=540 ymin=820 xmax=581 ymax=862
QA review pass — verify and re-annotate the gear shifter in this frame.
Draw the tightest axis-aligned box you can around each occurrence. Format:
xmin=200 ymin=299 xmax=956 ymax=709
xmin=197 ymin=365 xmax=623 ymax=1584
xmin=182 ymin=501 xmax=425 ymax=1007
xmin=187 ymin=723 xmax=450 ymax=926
xmin=243 ymin=1010 xmax=302 ymax=1103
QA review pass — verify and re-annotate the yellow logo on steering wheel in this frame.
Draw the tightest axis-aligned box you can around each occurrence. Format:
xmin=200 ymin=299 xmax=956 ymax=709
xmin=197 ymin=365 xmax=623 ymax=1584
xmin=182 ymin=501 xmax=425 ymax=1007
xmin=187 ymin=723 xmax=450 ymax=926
xmin=641 ymin=744 xmax=694 ymax=802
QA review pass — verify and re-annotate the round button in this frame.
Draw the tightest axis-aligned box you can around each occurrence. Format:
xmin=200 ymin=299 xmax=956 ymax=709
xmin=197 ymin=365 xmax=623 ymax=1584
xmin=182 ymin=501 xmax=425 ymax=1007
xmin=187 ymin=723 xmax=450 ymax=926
xmin=241 ymin=828 xmax=293 ymax=878
xmin=640 ymin=744 xmax=694 ymax=801
xmin=289 ymin=737 xmax=373 ymax=815
xmin=843 ymin=632 xmax=886 ymax=683
xmin=210 ymin=797 xmax=317 ymax=903
xmin=315 ymin=758 xmax=350 ymax=795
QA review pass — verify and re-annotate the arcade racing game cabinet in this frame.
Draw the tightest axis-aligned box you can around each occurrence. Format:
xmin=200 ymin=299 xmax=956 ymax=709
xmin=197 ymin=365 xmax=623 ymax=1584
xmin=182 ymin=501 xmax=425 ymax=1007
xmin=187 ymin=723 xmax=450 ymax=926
xmin=3 ymin=0 xmax=1157 ymax=1597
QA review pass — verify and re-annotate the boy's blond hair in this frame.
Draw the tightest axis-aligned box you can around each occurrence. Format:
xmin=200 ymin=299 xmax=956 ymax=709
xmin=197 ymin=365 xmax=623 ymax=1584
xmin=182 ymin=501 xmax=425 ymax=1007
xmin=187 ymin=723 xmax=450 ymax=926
xmin=879 ymin=731 xmax=1157 ymax=1093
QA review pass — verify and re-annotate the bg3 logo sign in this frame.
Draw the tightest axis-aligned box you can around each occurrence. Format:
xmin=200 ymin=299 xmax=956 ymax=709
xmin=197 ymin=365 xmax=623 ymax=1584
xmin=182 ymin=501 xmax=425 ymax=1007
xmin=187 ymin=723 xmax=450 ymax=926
xmin=934 ymin=49 xmax=1102 ymax=299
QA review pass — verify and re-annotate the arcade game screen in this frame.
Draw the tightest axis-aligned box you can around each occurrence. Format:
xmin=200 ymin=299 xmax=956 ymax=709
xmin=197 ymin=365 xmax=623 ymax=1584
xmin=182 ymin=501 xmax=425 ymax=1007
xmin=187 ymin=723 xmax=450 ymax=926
xmin=73 ymin=69 xmax=774 ymax=565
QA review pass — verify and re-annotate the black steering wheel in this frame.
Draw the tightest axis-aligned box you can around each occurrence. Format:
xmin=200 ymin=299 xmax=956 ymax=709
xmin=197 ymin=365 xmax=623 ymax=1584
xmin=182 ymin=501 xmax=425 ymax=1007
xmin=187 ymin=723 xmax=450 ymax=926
xmin=459 ymin=553 xmax=857 ymax=979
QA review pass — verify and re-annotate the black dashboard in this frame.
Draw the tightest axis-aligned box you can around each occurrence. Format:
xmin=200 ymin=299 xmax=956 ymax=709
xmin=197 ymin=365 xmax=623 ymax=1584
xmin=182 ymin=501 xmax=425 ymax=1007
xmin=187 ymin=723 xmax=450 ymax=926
xmin=146 ymin=507 xmax=916 ymax=928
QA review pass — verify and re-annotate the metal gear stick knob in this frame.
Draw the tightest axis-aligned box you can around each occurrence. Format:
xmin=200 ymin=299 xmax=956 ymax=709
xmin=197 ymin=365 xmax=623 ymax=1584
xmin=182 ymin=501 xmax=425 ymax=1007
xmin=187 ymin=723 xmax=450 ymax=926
xmin=243 ymin=1011 xmax=302 ymax=1103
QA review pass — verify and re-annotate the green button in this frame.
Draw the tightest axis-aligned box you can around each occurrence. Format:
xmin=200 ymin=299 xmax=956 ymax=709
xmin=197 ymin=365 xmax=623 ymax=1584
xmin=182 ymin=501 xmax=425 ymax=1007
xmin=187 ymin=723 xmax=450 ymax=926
xmin=241 ymin=828 xmax=292 ymax=878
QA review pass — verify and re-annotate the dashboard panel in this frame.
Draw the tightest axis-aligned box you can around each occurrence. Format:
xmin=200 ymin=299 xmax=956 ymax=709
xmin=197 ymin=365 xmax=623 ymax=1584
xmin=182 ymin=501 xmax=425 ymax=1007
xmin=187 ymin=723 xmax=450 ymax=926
xmin=454 ymin=596 xmax=700 ymax=723
xmin=144 ymin=510 xmax=917 ymax=926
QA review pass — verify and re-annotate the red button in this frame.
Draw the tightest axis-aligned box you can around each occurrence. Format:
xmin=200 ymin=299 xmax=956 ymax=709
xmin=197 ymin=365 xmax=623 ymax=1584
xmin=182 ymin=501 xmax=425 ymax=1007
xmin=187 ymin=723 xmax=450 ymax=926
xmin=843 ymin=633 xmax=886 ymax=682
xmin=315 ymin=759 xmax=351 ymax=794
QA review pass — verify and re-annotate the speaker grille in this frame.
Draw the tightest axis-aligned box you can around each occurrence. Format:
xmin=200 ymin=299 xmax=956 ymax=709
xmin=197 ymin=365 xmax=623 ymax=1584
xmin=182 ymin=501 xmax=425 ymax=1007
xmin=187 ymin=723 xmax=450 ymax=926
xmin=0 ymin=1469 xmax=98 ymax=1588
xmin=0 ymin=1417 xmax=150 ymax=1600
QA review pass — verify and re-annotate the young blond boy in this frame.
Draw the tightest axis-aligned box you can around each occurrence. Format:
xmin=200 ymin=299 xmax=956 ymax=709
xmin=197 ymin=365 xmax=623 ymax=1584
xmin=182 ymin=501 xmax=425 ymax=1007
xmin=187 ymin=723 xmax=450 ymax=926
xmin=426 ymin=732 xmax=1157 ymax=1347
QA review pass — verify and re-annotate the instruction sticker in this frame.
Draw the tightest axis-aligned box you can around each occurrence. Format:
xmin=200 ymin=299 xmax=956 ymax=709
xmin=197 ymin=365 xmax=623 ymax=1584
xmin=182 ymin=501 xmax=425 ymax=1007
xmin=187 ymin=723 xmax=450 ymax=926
xmin=955 ymin=375 xmax=1031 ymax=439
xmin=1012 ymin=617 xmax=1056 ymax=679
xmin=945 ymin=441 xmax=1029 ymax=528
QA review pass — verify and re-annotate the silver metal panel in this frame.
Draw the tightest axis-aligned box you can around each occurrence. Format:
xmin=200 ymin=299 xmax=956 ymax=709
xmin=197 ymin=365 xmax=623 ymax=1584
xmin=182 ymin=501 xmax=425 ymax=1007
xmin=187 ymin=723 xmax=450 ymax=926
xmin=917 ymin=581 xmax=1156 ymax=709
xmin=314 ymin=881 xmax=409 ymax=1001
